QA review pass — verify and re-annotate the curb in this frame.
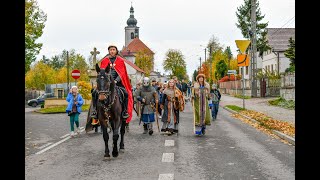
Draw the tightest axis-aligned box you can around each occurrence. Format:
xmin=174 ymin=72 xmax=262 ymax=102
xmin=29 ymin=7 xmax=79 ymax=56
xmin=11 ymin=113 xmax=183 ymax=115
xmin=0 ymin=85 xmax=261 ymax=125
xmin=33 ymin=110 xmax=89 ymax=114
xmin=223 ymin=106 xmax=295 ymax=145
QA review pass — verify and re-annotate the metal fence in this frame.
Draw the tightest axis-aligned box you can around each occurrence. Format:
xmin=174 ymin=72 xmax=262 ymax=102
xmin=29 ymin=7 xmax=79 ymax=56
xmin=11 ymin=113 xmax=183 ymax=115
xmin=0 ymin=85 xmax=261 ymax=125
xmin=25 ymin=89 xmax=45 ymax=104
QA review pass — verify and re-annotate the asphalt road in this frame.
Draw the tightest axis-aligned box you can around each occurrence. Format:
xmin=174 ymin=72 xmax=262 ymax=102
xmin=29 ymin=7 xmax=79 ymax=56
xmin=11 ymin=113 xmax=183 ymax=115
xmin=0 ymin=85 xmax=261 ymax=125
xmin=25 ymin=101 xmax=295 ymax=180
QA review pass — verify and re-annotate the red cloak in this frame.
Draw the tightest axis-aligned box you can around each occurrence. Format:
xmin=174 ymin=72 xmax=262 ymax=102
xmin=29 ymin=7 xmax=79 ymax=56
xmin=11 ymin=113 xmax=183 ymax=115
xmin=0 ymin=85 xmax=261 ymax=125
xmin=100 ymin=55 xmax=133 ymax=123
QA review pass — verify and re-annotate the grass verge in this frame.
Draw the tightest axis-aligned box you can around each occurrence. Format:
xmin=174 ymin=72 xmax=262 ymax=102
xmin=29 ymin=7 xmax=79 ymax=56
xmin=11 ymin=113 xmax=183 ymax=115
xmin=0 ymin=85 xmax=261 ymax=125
xmin=36 ymin=104 xmax=90 ymax=113
xmin=234 ymin=94 xmax=251 ymax=99
xmin=268 ymin=97 xmax=295 ymax=110
xmin=225 ymin=105 xmax=245 ymax=112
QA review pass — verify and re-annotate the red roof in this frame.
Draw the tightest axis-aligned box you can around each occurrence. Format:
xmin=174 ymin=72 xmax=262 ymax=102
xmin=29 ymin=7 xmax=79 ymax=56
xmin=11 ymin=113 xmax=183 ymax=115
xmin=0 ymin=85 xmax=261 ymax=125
xmin=123 ymin=58 xmax=145 ymax=73
xmin=121 ymin=37 xmax=154 ymax=56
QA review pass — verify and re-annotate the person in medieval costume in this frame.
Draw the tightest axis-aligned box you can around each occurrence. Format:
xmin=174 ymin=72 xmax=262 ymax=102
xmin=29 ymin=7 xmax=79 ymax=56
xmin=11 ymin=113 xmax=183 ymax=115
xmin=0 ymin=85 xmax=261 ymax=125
xmin=209 ymin=84 xmax=221 ymax=120
xmin=90 ymin=44 xmax=133 ymax=124
xmin=160 ymin=79 xmax=185 ymax=135
xmin=192 ymin=70 xmax=211 ymax=135
xmin=135 ymin=77 xmax=158 ymax=135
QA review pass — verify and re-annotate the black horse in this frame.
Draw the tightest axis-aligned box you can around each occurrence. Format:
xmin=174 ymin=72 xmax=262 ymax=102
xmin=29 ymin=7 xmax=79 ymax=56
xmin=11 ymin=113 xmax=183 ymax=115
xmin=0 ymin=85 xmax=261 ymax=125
xmin=95 ymin=63 xmax=126 ymax=160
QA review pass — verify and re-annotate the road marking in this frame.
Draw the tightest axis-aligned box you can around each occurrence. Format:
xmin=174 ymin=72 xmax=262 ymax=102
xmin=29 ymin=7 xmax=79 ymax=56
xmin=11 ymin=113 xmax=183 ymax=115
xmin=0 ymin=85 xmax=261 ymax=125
xmin=60 ymin=134 xmax=69 ymax=139
xmin=158 ymin=174 xmax=174 ymax=180
xmin=37 ymin=142 xmax=53 ymax=149
xmin=162 ymin=153 xmax=174 ymax=162
xmin=60 ymin=126 xmax=85 ymax=138
xmin=164 ymin=140 xmax=174 ymax=146
xmin=35 ymin=136 xmax=71 ymax=155
xmin=35 ymin=126 xmax=85 ymax=155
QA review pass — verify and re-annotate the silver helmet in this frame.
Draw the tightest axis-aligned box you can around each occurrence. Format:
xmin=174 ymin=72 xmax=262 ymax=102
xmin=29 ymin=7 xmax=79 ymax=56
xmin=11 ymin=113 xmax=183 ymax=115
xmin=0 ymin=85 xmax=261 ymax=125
xmin=143 ymin=77 xmax=150 ymax=87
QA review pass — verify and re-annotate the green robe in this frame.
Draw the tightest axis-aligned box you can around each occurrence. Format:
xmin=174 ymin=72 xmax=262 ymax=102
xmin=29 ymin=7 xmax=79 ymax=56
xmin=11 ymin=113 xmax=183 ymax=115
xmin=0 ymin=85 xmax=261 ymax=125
xmin=192 ymin=82 xmax=211 ymax=126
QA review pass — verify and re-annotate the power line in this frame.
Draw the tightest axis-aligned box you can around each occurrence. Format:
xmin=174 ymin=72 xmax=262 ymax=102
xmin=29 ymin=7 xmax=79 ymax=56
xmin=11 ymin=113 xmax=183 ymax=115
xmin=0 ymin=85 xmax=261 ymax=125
xmin=269 ymin=16 xmax=295 ymax=36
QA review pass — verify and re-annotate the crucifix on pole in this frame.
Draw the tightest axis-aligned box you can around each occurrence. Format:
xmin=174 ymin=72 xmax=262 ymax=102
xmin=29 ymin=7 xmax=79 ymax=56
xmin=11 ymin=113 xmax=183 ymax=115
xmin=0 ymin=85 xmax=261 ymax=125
xmin=90 ymin=47 xmax=100 ymax=69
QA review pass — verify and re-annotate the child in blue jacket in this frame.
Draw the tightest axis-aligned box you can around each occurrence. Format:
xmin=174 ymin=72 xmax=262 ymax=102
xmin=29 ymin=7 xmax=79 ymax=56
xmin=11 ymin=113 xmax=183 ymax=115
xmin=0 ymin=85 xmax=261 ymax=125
xmin=66 ymin=86 xmax=84 ymax=137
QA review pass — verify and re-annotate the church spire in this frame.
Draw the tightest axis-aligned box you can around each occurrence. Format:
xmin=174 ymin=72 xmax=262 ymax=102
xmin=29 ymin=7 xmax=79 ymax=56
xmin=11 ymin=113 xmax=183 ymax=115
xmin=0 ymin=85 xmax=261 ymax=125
xmin=127 ymin=4 xmax=137 ymax=26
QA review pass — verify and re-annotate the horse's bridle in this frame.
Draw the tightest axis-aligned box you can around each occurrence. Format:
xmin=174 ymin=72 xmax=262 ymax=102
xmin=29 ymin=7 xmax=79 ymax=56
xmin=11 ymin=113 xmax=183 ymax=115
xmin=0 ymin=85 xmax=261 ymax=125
xmin=96 ymin=73 xmax=117 ymax=129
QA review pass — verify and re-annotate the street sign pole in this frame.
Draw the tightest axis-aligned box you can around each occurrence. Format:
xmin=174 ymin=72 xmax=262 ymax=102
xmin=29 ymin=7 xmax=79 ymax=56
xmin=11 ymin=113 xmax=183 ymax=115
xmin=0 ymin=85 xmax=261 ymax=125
xmin=235 ymin=75 xmax=237 ymax=95
xmin=242 ymin=68 xmax=245 ymax=109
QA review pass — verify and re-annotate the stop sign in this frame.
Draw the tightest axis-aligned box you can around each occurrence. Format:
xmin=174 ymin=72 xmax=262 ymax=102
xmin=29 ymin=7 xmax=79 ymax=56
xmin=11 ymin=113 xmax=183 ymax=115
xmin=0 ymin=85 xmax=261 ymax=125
xmin=71 ymin=69 xmax=80 ymax=79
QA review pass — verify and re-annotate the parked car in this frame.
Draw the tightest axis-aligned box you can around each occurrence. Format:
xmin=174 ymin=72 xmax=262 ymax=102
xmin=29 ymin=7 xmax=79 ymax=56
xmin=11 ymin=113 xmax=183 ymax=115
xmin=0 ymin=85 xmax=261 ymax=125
xmin=27 ymin=93 xmax=55 ymax=107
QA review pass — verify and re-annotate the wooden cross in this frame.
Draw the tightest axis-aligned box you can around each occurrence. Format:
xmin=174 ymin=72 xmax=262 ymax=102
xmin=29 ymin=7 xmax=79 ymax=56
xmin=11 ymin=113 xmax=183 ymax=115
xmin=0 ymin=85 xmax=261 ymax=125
xmin=90 ymin=47 xmax=100 ymax=68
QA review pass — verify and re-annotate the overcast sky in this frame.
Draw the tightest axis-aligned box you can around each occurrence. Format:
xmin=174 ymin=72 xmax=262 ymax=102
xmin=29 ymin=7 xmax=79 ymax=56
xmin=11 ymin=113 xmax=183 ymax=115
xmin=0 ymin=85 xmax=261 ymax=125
xmin=36 ymin=0 xmax=295 ymax=79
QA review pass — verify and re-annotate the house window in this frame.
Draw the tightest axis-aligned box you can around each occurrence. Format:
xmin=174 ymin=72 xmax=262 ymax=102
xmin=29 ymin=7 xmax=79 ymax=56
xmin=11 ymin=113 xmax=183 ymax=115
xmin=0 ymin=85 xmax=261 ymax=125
xmin=131 ymin=32 xmax=134 ymax=39
xmin=245 ymin=66 xmax=248 ymax=75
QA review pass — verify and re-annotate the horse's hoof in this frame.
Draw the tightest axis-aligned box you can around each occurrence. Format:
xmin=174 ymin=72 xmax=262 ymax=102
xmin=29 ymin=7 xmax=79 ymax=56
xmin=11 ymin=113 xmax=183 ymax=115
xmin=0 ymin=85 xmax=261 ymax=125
xmin=104 ymin=154 xmax=111 ymax=161
xmin=120 ymin=144 xmax=124 ymax=149
xmin=103 ymin=157 xmax=111 ymax=161
xmin=112 ymin=151 xmax=119 ymax=157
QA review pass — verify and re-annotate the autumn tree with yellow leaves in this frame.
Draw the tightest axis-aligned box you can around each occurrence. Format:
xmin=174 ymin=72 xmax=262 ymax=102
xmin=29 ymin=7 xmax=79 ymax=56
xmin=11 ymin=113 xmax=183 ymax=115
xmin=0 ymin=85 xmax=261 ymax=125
xmin=134 ymin=49 xmax=154 ymax=76
xmin=25 ymin=61 xmax=56 ymax=89
xmin=77 ymin=81 xmax=92 ymax=100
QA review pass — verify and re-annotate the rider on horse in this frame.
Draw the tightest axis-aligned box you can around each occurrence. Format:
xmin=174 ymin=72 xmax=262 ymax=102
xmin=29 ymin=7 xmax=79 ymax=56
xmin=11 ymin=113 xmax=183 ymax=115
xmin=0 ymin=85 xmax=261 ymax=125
xmin=91 ymin=44 xmax=133 ymax=123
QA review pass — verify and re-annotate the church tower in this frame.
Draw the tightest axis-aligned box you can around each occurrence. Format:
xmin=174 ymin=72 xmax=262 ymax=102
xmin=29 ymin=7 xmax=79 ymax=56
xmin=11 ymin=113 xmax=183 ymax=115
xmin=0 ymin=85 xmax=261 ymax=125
xmin=125 ymin=5 xmax=139 ymax=47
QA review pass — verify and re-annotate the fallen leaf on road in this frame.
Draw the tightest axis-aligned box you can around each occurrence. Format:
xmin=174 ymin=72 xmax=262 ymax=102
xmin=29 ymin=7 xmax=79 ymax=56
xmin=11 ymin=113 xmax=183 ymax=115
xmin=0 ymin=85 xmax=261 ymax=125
xmin=231 ymin=111 xmax=295 ymax=145
xmin=239 ymin=110 xmax=295 ymax=137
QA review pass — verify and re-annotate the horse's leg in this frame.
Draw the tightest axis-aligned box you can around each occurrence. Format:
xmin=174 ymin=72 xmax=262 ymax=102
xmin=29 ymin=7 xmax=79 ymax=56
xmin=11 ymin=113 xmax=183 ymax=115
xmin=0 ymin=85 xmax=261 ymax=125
xmin=101 ymin=124 xmax=110 ymax=159
xmin=111 ymin=116 xmax=121 ymax=158
xmin=120 ymin=119 xmax=125 ymax=150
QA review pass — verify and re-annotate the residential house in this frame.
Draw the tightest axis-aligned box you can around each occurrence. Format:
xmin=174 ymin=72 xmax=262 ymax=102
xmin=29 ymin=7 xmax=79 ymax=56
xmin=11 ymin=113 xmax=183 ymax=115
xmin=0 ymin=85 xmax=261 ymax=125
xmin=149 ymin=71 xmax=168 ymax=83
xmin=261 ymin=28 xmax=295 ymax=74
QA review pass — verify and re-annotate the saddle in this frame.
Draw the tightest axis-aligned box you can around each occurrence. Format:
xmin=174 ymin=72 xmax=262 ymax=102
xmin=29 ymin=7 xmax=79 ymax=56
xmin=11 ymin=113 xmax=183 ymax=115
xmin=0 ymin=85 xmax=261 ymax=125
xmin=116 ymin=86 xmax=125 ymax=104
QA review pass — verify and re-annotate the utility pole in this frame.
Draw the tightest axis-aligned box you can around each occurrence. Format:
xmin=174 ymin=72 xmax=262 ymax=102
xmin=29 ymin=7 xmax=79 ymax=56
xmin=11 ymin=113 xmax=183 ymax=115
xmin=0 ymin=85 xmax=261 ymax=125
xmin=251 ymin=0 xmax=257 ymax=97
xmin=199 ymin=57 xmax=202 ymax=71
xmin=204 ymin=48 xmax=207 ymax=62
xmin=67 ymin=51 xmax=70 ymax=90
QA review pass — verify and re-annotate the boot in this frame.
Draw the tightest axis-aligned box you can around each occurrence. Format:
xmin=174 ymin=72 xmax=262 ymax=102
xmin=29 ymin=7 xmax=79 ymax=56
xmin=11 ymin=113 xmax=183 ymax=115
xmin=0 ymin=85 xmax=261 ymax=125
xmin=201 ymin=126 xmax=206 ymax=135
xmin=161 ymin=122 xmax=167 ymax=132
xmin=148 ymin=123 xmax=153 ymax=135
xmin=90 ymin=89 xmax=98 ymax=119
xmin=122 ymin=89 xmax=129 ymax=119
xmin=143 ymin=123 xmax=148 ymax=134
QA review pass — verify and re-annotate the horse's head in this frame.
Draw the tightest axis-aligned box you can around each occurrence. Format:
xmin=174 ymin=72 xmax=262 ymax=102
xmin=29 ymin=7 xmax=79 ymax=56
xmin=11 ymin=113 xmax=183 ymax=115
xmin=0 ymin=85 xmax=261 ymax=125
xmin=95 ymin=63 xmax=114 ymax=101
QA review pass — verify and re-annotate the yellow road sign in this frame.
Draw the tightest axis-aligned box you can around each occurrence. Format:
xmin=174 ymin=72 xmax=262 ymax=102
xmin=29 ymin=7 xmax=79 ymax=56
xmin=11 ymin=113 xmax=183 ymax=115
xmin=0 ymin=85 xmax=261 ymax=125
xmin=237 ymin=54 xmax=250 ymax=66
xmin=235 ymin=40 xmax=251 ymax=53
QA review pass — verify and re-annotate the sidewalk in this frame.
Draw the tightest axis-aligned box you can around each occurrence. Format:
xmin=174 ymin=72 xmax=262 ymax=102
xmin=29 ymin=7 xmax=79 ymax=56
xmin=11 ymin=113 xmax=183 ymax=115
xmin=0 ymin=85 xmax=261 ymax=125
xmin=219 ymin=94 xmax=295 ymax=127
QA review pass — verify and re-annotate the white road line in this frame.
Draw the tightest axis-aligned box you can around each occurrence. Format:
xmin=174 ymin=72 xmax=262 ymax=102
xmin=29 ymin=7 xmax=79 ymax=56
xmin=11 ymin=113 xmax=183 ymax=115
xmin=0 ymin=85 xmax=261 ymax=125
xmin=60 ymin=126 xmax=85 ymax=138
xmin=35 ymin=136 xmax=71 ymax=155
xmin=164 ymin=140 xmax=174 ymax=147
xmin=162 ymin=153 xmax=174 ymax=162
xmin=37 ymin=142 xmax=53 ymax=149
xmin=36 ymin=126 xmax=85 ymax=155
xmin=60 ymin=134 xmax=69 ymax=139
xmin=158 ymin=174 xmax=174 ymax=180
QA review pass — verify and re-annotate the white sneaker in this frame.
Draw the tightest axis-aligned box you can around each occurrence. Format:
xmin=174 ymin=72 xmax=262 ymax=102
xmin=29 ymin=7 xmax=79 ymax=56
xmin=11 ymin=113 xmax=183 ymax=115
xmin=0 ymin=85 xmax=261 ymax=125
xmin=70 ymin=131 xmax=75 ymax=137
xmin=76 ymin=127 xmax=81 ymax=135
xmin=158 ymin=115 xmax=162 ymax=119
